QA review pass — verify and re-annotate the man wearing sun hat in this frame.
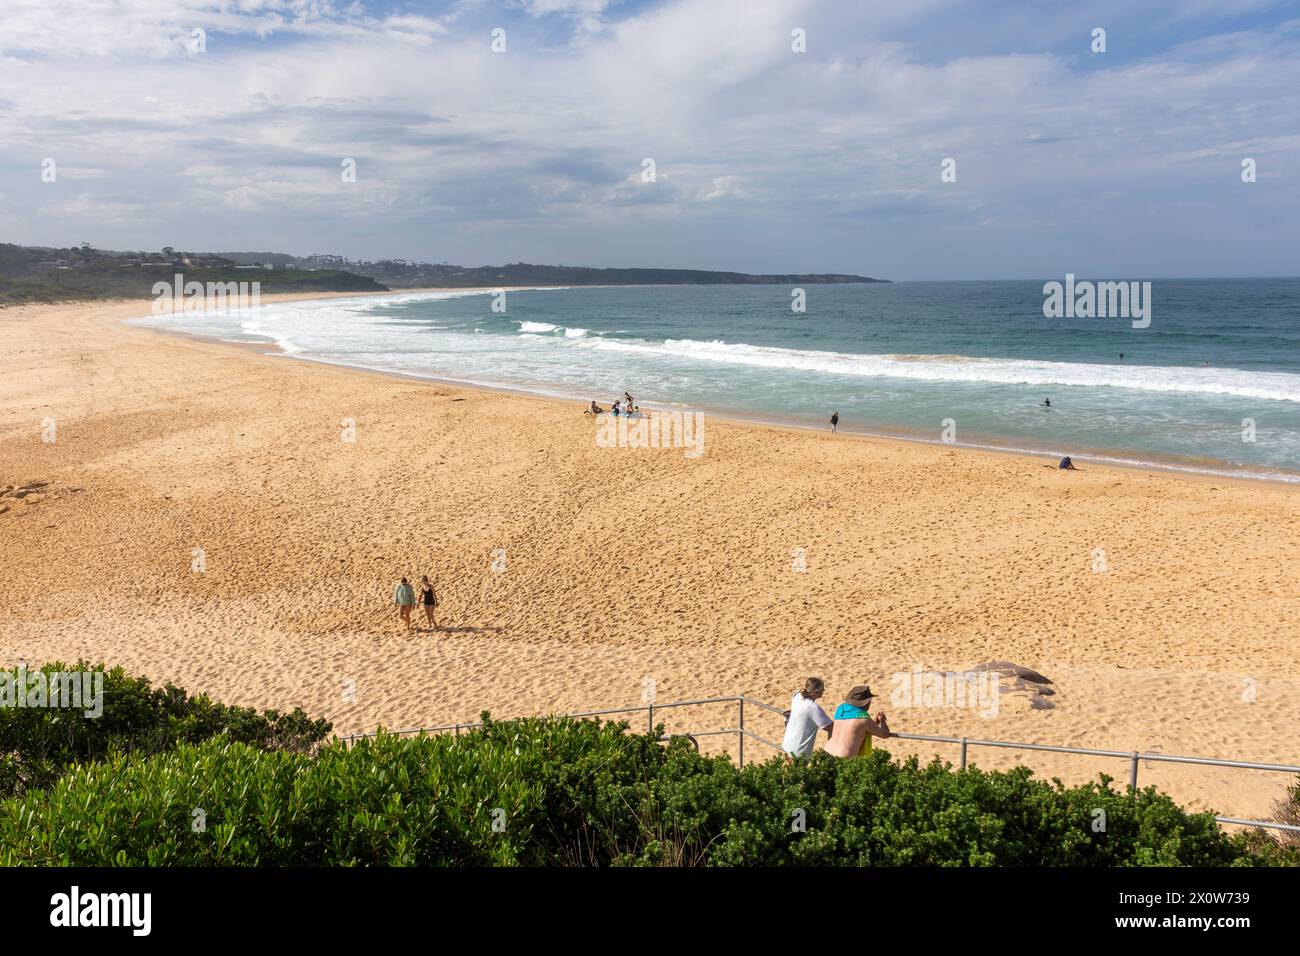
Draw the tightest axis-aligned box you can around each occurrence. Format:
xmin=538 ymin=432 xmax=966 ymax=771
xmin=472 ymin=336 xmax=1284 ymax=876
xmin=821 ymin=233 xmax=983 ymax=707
xmin=824 ymin=684 xmax=892 ymax=758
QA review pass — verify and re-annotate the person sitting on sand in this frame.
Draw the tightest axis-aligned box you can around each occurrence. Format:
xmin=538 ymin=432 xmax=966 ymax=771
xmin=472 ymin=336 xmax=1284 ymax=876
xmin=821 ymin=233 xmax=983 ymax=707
xmin=824 ymin=685 xmax=891 ymax=758
xmin=393 ymin=576 xmax=416 ymax=631
xmin=830 ymin=411 xmax=839 ymax=433
xmin=781 ymin=677 xmax=833 ymax=758
xmin=587 ymin=400 xmax=602 ymax=415
xmin=1059 ymin=456 xmax=1078 ymax=470
xmin=419 ymin=575 xmax=438 ymax=631
xmin=612 ymin=400 xmax=621 ymax=417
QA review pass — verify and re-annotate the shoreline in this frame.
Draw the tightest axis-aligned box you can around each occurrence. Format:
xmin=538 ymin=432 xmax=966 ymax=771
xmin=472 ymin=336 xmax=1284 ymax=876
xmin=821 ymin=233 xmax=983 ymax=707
xmin=3 ymin=294 xmax=1299 ymax=822
xmin=129 ymin=290 xmax=1300 ymax=490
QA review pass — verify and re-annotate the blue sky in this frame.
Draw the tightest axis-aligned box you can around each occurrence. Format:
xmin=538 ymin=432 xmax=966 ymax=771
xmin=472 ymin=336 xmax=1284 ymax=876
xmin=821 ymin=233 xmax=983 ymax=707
xmin=1 ymin=0 xmax=1297 ymax=279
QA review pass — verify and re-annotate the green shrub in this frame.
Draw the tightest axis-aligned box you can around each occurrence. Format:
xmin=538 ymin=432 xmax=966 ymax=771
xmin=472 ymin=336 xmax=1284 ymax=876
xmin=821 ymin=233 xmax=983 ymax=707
xmin=0 ymin=715 xmax=652 ymax=865
xmin=0 ymin=715 xmax=1286 ymax=866
xmin=0 ymin=662 xmax=331 ymax=798
xmin=1272 ymin=776 xmax=1300 ymax=844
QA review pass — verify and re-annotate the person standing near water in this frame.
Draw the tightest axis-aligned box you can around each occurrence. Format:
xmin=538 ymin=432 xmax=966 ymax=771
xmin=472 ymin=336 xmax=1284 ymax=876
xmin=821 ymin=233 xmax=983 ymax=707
xmin=830 ymin=411 xmax=839 ymax=433
xmin=394 ymin=576 xmax=416 ymax=631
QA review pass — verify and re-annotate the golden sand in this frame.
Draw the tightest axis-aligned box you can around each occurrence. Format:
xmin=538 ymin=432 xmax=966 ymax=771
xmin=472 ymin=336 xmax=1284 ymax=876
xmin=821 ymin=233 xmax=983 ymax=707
xmin=2 ymin=296 xmax=1298 ymax=821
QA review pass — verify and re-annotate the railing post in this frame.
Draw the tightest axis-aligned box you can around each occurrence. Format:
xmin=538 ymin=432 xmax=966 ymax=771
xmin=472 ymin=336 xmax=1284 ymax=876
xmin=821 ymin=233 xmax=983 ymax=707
xmin=738 ymin=696 xmax=746 ymax=768
xmin=1129 ymin=752 xmax=1139 ymax=791
xmin=960 ymin=737 xmax=968 ymax=770
xmin=454 ymin=723 xmax=460 ymax=737
xmin=648 ymin=703 xmax=654 ymax=735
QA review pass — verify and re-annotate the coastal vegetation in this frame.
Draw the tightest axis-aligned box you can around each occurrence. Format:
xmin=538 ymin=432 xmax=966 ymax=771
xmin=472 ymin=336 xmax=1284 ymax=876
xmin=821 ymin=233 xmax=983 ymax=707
xmin=0 ymin=662 xmax=330 ymax=799
xmin=0 ymin=242 xmax=883 ymax=305
xmin=301 ymin=259 xmax=887 ymax=288
xmin=0 ymin=243 xmax=387 ymax=304
xmin=0 ymin=665 xmax=1293 ymax=866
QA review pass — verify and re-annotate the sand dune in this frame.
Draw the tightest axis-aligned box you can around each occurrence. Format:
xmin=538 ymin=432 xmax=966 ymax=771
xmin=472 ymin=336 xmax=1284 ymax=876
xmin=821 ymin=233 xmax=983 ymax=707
xmin=2 ymin=296 xmax=1298 ymax=823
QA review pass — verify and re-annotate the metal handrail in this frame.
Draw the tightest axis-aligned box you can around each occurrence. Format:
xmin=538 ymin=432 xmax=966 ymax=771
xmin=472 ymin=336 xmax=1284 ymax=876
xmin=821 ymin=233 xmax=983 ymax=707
xmin=336 ymin=693 xmax=1300 ymax=835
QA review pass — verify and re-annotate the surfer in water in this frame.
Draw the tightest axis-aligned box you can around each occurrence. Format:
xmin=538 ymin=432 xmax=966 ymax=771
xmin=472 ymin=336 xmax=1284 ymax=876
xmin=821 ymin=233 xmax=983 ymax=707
xmin=1041 ymin=397 xmax=1052 ymax=408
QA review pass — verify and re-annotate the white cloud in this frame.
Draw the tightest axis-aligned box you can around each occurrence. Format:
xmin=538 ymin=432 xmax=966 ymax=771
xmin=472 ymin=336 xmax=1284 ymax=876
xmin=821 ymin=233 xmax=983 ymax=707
xmin=1 ymin=0 xmax=1297 ymax=277
xmin=0 ymin=0 xmax=442 ymax=58
xmin=520 ymin=0 xmax=618 ymax=16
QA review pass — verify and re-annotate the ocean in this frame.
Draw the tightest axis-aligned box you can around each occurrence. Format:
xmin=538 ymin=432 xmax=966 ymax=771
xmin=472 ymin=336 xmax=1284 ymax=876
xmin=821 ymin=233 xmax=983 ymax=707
xmin=134 ymin=279 xmax=1300 ymax=482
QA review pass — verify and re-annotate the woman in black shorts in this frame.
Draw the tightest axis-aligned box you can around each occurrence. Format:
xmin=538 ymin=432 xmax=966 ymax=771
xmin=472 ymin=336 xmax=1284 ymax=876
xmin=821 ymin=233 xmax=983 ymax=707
xmin=419 ymin=575 xmax=438 ymax=630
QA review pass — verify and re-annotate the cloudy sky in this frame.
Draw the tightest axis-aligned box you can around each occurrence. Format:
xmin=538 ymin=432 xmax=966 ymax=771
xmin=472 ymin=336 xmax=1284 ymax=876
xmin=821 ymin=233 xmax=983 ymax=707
xmin=1 ymin=0 xmax=1297 ymax=279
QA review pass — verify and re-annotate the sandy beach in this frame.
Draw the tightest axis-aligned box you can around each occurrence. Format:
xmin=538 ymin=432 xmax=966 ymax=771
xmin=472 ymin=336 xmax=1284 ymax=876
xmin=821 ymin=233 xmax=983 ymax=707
xmin=2 ymin=294 xmax=1298 ymax=822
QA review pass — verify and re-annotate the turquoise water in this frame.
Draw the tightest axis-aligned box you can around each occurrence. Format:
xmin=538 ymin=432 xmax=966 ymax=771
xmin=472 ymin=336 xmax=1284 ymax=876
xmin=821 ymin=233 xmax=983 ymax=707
xmin=136 ymin=279 xmax=1300 ymax=481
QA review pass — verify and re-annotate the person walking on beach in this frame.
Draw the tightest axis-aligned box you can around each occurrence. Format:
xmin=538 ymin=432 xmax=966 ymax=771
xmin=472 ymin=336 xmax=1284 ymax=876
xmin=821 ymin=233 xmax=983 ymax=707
xmin=830 ymin=411 xmax=839 ymax=434
xmin=419 ymin=575 xmax=438 ymax=630
xmin=394 ymin=576 xmax=416 ymax=631
xmin=782 ymin=677 xmax=833 ymax=758
xmin=824 ymin=685 xmax=891 ymax=758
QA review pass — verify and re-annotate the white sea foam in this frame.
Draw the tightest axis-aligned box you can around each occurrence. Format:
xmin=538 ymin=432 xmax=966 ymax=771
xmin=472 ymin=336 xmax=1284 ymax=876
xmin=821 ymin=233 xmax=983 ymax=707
xmin=127 ymin=290 xmax=1300 ymax=483
xmin=354 ymin=287 xmax=572 ymax=310
xmin=140 ymin=296 xmax=1300 ymax=404
xmin=355 ymin=290 xmax=488 ymax=309
xmin=585 ymin=338 xmax=1300 ymax=403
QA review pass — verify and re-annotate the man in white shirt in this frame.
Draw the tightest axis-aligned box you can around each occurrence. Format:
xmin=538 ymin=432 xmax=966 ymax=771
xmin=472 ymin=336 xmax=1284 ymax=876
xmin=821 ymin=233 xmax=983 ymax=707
xmin=781 ymin=677 xmax=833 ymax=757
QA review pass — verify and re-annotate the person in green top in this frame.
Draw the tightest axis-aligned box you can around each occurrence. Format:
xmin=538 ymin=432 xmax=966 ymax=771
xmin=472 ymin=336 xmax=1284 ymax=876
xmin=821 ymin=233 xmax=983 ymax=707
xmin=394 ymin=577 xmax=416 ymax=631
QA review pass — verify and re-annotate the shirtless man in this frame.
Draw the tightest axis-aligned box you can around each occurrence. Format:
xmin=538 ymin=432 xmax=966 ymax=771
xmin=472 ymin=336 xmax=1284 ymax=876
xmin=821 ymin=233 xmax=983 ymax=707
xmin=824 ymin=685 xmax=892 ymax=758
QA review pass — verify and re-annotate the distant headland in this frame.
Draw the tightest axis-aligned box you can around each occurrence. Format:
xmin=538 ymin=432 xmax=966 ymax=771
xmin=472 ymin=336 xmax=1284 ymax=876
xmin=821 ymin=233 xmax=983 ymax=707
xmin=0 ymin=242 xmax=887 ymax=305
